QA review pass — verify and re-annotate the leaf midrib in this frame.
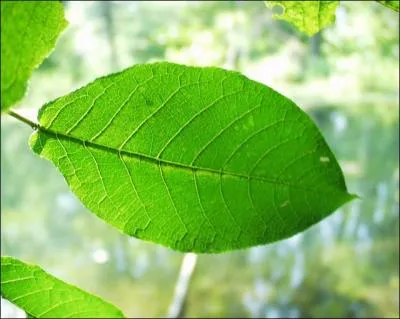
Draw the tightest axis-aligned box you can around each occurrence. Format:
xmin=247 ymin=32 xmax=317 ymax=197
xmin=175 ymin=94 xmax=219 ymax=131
xmin=36 ymin=125 xmax=339 ymax=194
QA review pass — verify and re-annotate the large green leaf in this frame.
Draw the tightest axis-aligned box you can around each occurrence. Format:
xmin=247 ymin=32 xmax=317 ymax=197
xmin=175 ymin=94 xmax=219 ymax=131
xmin=1 ymin=1 xmax=68 ymax=111
xmin=29 ymin=62 xmax=355 ymax=253
xmin=1 ymin=256 xmax=125 ymax=318
xmin=264 ymin=1 xmax=339 ymax=36
xmin=377 ymin=1 xmax=400 ymax=12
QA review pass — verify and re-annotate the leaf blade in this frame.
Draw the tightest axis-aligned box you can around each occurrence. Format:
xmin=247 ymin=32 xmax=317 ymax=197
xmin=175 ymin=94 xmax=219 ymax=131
xmin=1 ymin=1 xmax=68 ymax=111
xmin=377 ymin=0 xmax=400 ymax=12
xmin=1 ymin=256 xmax=125 ymax=318
xmin=264 ymin=1 xmax=339 ymax=36
xmin=30 ymin=62 xmax=355 ymax=253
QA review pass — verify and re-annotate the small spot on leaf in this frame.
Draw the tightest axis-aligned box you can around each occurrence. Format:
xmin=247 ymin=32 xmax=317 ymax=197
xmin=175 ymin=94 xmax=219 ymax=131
xmin=320 ymin=156 xmax=330 ymax=163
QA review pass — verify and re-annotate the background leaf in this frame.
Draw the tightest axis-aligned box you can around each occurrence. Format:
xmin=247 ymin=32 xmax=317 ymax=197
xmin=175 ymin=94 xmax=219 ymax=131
xmin=377 ymin=1 xmax=400 ymax=12
xmin=29 ymin=62 xmax=355 ymax=253
xmin=1 ymin=1 xmax=68 ymax=111
xmin=264 ymin=1 xmax=339 ymax=36
xmin=1 ymin=256 xmax=125 ymax=318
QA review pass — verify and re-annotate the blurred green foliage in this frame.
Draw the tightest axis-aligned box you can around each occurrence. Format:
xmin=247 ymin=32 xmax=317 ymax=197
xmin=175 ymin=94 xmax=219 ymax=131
xmin=1 ymin=1 xmax=399 ymax=318
xmin=264 ymin=1 xmax=339 ymax=36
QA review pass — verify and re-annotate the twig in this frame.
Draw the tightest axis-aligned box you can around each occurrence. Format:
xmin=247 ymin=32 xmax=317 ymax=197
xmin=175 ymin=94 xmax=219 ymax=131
xmin=6 ymin=110 xmax=39 ymax=130
xmin=167 ymin=253 xmax=198 ymax=318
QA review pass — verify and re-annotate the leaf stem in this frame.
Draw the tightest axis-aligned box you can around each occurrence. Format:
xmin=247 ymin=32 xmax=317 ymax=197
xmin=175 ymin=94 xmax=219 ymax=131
xmin=6 ymin=110 xmax=39 ymax=130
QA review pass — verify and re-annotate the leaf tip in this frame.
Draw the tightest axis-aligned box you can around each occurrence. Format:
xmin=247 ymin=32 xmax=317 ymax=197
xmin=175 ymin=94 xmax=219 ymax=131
xmin=340 ymin=191 xmax=360 ymax=207
xmin=348 ymin=192 xmax=361 ymax=201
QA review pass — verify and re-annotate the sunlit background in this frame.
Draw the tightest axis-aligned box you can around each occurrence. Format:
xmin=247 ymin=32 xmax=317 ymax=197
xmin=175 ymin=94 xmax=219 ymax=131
xmin=1 ymin=1 xmax=399 ymax=318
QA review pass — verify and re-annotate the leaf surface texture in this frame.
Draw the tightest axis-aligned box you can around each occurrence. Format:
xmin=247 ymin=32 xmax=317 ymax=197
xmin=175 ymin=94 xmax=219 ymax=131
xmin=1 ymin=1 xmax=67 ymax=111
xmin=30 ymin=62 xmax=354 ymax=253
xmin=265 ymin=1 xmax=339 ymax=36
xmin=1 ymin=257 xmax=124 ymax=318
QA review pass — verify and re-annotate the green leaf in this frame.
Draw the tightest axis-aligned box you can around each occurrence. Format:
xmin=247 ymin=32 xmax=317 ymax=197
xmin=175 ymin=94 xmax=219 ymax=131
xmin=1 ymin=256 xmax=125 ymax=318
xmin=377 ymin=1 xmax=400 ymax=12
xmin=264 ymin=1 xmax=339 ymax=36
xmin=1 ymin=1 xmax=68 ymax=111
xmin=29 ymin=62 xmax=355 ymax=253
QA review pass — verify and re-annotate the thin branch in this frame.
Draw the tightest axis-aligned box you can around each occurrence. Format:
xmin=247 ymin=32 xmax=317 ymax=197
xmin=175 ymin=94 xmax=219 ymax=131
xmin=6 ymin=110 xmax=39 ymax=130
xmin=167 ymin=253 xmax=198 ymax=318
